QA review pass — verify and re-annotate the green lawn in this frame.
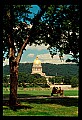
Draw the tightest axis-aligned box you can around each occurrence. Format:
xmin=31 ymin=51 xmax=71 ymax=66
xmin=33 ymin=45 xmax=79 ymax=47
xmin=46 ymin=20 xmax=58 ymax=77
xmin=3 ymin=87 xmax=78 ymax=96
xmin=3 ymin=102 xmax=78 ymax=116
xmin=3 ymin=87 xmax=78 ymax=116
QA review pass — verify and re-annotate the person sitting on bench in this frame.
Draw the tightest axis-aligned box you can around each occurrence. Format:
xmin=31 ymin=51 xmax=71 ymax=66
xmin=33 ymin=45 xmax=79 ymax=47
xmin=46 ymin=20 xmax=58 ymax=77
xmin=51 ymin=87 xmax=58 ymax=96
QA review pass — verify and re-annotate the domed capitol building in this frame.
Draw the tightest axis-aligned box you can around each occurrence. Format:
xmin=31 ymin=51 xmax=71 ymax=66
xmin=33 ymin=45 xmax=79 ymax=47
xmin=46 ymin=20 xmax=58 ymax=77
xmin=31 ymin=56 xmax=46 ymax=76
xmin=31 ymin=56 xmax=72 ymax=89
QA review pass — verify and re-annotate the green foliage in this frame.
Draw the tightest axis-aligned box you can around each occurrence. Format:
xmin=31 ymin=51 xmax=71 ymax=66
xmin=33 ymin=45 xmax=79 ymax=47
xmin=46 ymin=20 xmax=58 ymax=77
xmin=3 ymin=63 xmax=79 ymax=77
xmin=3 ymin=5 xmax=79 ymax=62
xmin=3 ymin=63 xmax=79 ymax=87
xmin=63 ymin=76 xmax=71 ymax=85
xmin=3 ymin=75 xmax=10 ymax=87
xmin=55 ymin=76 xmax=63 ymax=84
xmin=3 ymin=75 xmax=8 ymax=83
xmin=63 ymin=75 xmax=79 ymax=87
xmin=48 ymin=75 xmax=79 ymax=87
xmin=3 ymin=65 xmax=10 ymax=75
xmin=42 ymin=5 xmax=79 ymax=62
xmin=3 ymin=75 xmax=10 ymax=83
xmin=18 ymin=72 xmax=29 ymax=85
xmin=49 ymin=77 xmax=55 ymax=84
xmin=17 ymin=73 xmax=47 ymax=87
xmin=42 ymin=63 xmax=79 ymax=76
xmin=3 ymin=5 xmax=32 ymax=58
xmin=70 ymin=76 xmax=79 ymax=87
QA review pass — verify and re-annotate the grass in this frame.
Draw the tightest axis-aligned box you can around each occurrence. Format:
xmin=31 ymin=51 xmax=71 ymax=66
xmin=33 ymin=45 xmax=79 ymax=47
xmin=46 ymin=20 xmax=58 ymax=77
xmin=3 ymin=87 xmax=78 ymax=96
xmin=3 ymin=87 xmax=78 ymax=116
xmin=3 ymin=101 xmax=78 ymax=117
xmin=3 ymin=102 xmax=78 ymax=116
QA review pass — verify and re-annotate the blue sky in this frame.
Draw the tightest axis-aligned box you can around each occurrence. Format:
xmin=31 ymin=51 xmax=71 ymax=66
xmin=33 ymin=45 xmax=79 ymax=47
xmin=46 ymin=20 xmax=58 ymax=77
xmin=26 ymin=5 xmax=40 ymax=24
xmin=3 ymin=5 xmax=73 ymax=66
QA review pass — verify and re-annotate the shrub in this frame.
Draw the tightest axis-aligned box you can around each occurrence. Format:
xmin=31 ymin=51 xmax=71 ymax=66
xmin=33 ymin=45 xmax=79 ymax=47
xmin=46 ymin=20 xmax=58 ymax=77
xmin=70 ymin=76 xmax=79 ymax=87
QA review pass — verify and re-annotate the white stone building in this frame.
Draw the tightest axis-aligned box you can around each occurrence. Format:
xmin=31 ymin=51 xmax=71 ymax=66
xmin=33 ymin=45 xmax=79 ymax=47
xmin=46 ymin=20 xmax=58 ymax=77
xmin=31 ymin=56 xmax=46 ymax=76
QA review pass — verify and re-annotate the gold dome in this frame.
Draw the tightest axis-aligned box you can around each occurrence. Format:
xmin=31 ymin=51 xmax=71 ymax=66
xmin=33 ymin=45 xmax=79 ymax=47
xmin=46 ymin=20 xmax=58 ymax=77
xmin=33 ymin=57 xmax=41 ymax=65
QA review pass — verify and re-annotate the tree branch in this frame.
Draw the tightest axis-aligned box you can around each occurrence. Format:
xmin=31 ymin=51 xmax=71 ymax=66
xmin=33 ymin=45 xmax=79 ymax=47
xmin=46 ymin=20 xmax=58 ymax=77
xmin=16 ymin=5 xmax=50 ymax=64
xmin=16 ymin=37 xmax=29 ymax=63
xmin=30 ymin=5 xmax=50 ymax=35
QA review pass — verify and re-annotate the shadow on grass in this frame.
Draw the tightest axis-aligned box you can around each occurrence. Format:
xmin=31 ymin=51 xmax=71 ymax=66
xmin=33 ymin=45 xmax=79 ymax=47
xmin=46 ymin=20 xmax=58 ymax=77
xmin=3 ymin=94 xmax=46 ymax=98
xmin=3 ymin=105 xmax=33 ymax=111
xmin=3 ymin=94 xmax=78 ymax=107
xmin=3 ymin=100 xmax=33 ymax=111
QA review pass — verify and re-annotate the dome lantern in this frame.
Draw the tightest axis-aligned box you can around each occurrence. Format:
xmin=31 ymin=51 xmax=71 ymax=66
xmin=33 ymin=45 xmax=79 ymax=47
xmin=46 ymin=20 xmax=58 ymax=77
xmin=33 ymin=56 xmax=41 ymax=65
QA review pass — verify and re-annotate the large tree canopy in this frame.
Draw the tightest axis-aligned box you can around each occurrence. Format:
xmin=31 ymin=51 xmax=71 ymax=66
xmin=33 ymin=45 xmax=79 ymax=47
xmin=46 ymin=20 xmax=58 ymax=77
xmin=3 ymin=5 xmax=79 ymax=63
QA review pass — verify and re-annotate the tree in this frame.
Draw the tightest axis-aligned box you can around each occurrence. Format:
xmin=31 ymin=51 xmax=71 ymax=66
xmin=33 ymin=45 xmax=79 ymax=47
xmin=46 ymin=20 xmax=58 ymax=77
xmin=3 ymin=75 xmax=9 ymax=83
xmin=18 ymin=73 xmax=47 ymax=87
xmin=55 ymin=76 xmax=64 ymax=84
xmin=29 ymin=74 xmax=47 ymax=87
xmin=3 ymin=5 xmax=79 ymax=108
xmin=49 ymin=77 xmax=55 ymax=84
xmin=3 ymin=5 xmax=49 ymax=108
xmin=63 ymin=76 xmax=71 ymax=85
xmin=3 ymin=75 xmax=10 ymax=88
xmin=70 ymin=76 xmax=79 ymax=87
xmin=18 ymin=72 xmax=28 ymax=87
xmin=44 ymin=5 xmax=79 ymax=63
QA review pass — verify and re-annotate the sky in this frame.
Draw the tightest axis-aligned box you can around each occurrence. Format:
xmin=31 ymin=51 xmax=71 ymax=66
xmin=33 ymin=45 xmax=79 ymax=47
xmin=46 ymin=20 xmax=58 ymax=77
xmin=3 ymin=5 xmax=74 ymax=66
xmin=3 ymin=43 xmax=73 ymax=66
xmin=21 ymin=44 xmax=73 ymax=64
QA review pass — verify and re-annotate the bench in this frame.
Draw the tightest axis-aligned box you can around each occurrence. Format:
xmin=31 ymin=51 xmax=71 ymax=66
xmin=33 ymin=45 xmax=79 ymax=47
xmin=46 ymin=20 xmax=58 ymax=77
xmin=51 ymin=87 xmax=64 ymax=96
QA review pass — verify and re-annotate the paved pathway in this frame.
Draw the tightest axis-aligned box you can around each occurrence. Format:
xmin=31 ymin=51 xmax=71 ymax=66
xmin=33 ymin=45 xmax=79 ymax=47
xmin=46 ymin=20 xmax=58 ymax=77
xmin=3 ymin=96 xmax=78 ymax=101
xmin=18 ymin=96 xmax=78 ymax=100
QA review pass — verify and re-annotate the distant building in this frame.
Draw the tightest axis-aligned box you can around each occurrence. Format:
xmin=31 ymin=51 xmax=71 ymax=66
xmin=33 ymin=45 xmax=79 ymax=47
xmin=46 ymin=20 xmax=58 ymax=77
xmin=31 ymin=56 xmax=57 ymax=87
xmin=31 ymin=56 xmax=46 ymax=76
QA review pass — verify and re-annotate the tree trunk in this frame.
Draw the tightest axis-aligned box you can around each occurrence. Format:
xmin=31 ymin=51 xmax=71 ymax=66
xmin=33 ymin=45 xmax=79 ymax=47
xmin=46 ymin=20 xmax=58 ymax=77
xmin=9 ymin=57 xmax=18 ymax=107
xmin=7 ymin=5 xmax=19 ymax=107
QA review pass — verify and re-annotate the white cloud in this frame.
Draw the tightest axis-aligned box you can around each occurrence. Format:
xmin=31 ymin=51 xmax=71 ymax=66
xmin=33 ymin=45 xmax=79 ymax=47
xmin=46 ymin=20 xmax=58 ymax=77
xmin=25 ymin=44 xmax=49 ymax=51
xmin=20 ymin=61 xmax=27 ymax=63
xmin=3 ymin=59 xmax=9 ymax=66
xmin=27 ymin=53 xmax=34 ymax=58
xmin=24 ymin=61 xmax=32 ymax=63
xmin=37 ymin=53 xmax=68 ymax=64
xmin=38 ymin=53 xmax=51 ymax=60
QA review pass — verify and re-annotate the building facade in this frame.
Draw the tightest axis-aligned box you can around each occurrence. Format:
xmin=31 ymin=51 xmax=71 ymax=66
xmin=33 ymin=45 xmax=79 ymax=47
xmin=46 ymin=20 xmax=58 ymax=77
xmin=31 ymin=56 xmax=46 ymax=76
